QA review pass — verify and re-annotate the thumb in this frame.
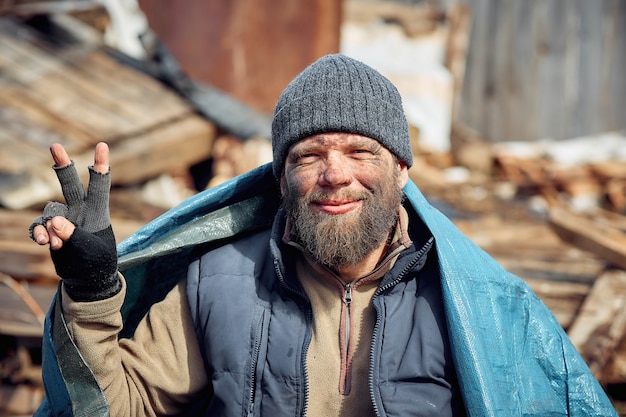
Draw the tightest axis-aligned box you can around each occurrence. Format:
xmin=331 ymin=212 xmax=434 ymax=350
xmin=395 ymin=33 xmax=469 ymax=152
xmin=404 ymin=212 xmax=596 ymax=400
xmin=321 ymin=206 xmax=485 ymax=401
xmin=48 ymin=216 xmax=76 ymax=250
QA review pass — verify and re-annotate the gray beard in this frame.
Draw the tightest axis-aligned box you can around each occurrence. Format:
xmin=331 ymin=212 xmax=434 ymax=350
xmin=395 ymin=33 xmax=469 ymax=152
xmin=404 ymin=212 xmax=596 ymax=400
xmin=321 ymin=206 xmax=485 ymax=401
xmin=284 ymin=181 xmax=403 ymax=270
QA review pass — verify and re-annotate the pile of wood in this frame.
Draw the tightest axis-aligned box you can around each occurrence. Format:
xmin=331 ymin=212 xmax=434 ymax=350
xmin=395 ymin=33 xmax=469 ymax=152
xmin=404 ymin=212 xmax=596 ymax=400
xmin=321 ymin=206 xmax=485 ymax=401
xmin=493 ymin=141 xmax=626 ymax=214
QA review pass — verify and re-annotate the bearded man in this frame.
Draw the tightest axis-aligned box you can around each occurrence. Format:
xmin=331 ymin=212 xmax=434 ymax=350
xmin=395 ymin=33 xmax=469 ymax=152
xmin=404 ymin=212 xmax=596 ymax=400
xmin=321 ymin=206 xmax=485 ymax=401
xmin=31 ymin=54 xmax=616 ymax=417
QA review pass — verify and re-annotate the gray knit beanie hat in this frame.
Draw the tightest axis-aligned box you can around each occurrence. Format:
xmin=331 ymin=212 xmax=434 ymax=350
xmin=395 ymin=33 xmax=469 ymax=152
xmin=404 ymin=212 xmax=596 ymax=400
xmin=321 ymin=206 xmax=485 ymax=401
xmin=271 ymin=54 xmax=413 ymax=178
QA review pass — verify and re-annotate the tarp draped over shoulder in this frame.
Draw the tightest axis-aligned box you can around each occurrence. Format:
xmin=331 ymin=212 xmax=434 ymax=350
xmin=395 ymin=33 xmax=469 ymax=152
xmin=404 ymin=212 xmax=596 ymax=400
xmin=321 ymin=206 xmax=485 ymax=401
xmin=35 ymin=163 xmax=617 ymax=416
xmin=402 ymin=181 xmax=617 ymax=416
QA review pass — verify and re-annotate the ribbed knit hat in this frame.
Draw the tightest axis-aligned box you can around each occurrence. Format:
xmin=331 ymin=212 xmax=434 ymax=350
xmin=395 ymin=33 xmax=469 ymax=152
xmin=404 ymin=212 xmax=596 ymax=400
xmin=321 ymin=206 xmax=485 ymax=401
xmin=271 ymin=54 xmax=412 ymax=178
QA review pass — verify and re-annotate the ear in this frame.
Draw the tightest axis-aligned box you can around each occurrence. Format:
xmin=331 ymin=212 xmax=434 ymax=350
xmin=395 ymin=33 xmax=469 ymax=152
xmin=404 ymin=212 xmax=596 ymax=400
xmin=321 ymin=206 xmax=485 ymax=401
xmin=398 ymin=161 xmax=409 ymax=188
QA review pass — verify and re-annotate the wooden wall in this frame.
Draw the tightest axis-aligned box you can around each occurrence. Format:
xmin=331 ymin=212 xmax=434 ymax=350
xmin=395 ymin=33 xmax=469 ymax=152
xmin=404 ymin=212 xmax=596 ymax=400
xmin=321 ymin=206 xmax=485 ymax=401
xmin=137 ymin=0 xmax=341 ymax=114
xmin=458 ymin=0 xmax=626 ymax=143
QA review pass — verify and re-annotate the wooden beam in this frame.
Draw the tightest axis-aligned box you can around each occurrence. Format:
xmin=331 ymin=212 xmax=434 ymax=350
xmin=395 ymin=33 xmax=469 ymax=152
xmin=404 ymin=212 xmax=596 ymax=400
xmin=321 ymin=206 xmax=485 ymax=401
xmin=548 ymin=206 xmax=626 ymax=270
xmin=567 ymin=269 xmax=626 ymax=383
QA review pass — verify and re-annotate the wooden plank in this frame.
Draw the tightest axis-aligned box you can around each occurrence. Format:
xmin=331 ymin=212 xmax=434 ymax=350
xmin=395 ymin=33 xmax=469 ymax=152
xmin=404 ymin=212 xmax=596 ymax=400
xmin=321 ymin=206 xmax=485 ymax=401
xmin=608 ymin=0 xmax=626 ymax=131
xmin=0 ymin=241 xmax=56 ymax=282
xmin=0 ymin=90 xmax=92 ymax=154
xmin=0 ymin=38 xmax=147 ymax=139
xmin=101 ymin=115 xmax=217 ymax=186
xmin=0 ymin=273 xmax=55 ymax=337
xmin=459 ymin=0 xmax=626 ymax=142
xmin=0 ymin=114 xmax=216 ymax=210
xmin=444 ymin=3 xmax=472 ymax=121
xmin=605 ymin=325 xmax=626 ymax=386
xmin=0 ymin=384 xmax=44 ymax=415
xmin=0 ymin=112 xmax=216 ymax=209
xmin=455 ymin=215 xmax=605 ymax=283
xmin=0 ymin=20 xmax=77 ymax=86
xmin=0 ymin=120 xmax=52 ymax=174
xmin=536 ymin=0 xmax=569 ymax=141
xmin=567 ymin=269 xmax=626 ymax=382
xmin=548 ymin=206 xmax=626 ymax=270
xmin=80 ymin=52 xmax=190 ymax=120
xmin=586 ymin=207 xmax=626 ymax=230
xmin=0 ymin=17 xmax=192 ymax=145
xmin=488 ymin=0 xmax=513 ymax=143
xmin=459 ymin=0 xmax=488 ymax=130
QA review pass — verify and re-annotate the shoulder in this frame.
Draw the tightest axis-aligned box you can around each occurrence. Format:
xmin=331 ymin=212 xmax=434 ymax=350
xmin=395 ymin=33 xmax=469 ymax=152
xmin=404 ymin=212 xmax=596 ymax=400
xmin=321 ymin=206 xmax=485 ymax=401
xmin=191 ymin=228 xmax=273 ymax=278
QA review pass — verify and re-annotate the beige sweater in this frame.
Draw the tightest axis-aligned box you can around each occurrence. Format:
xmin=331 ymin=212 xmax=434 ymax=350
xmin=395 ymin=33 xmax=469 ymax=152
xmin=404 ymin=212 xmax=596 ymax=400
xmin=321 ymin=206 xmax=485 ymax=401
xmin=294 ymin=207 xmax=411 ymax=417
xmin=62 ymin=210 xmax=411 ymax=416
xmin=62 ymin=279 xmax=207 ymax=416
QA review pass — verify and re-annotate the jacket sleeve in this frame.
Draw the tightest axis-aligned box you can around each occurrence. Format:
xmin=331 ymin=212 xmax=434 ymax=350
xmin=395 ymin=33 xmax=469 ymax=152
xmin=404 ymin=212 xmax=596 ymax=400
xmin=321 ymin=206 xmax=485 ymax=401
xmin=61 ymin=276 xmax=209 ymax=416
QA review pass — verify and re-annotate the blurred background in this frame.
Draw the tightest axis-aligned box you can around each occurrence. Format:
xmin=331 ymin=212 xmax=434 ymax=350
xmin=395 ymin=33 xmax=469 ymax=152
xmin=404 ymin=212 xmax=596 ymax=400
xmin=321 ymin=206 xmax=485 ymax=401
xmin=0 ymin=0 xmax=625 ymax=414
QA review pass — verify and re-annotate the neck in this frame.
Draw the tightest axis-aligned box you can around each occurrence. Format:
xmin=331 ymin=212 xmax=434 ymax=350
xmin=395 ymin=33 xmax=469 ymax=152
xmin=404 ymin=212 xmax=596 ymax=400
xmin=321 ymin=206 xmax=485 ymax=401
xmin=333 ymin=236 xmax=390 ymax=283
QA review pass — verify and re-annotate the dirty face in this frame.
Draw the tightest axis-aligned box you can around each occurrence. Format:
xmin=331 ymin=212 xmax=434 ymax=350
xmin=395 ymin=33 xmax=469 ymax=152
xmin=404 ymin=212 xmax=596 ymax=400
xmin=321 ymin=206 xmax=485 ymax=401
xmin=281 ymin=132 xmax=408 ymax=269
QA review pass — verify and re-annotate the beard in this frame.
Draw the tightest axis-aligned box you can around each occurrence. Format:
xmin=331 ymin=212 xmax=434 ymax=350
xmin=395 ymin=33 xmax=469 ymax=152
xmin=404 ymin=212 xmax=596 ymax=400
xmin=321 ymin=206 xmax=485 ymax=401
xmin=283 ymin=166 xmax=404 ymax=270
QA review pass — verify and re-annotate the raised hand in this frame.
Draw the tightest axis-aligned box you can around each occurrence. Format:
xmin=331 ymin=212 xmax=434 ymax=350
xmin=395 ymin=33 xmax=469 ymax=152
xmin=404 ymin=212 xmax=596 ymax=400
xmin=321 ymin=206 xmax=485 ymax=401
xmin=29 ymin=143 xmax=120 ymax=301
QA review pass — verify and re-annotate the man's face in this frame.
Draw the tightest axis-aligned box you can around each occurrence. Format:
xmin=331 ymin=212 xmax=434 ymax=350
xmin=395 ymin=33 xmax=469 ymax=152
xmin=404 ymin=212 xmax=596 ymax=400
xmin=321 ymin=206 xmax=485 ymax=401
xmin=281 ymin=133 xmax=408 ymax=269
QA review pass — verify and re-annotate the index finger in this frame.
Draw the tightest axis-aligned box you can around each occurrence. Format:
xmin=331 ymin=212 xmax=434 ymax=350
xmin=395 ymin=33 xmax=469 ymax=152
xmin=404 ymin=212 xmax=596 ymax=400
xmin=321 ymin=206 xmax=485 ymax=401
xmin=50 ymin=143 xmax=71 ymax=168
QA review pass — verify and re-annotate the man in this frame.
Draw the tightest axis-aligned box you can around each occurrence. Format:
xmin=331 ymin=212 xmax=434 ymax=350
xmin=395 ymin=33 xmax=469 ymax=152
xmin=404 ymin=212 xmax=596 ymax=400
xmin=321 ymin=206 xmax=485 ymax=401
xmin=31 ymin=54 xmax=616 ymax=416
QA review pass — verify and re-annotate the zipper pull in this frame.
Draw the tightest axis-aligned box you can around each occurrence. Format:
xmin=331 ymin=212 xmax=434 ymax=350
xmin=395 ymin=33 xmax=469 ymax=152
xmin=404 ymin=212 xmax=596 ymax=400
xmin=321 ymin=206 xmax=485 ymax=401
xmin=343 ymin=284 xmax=353 ymax=305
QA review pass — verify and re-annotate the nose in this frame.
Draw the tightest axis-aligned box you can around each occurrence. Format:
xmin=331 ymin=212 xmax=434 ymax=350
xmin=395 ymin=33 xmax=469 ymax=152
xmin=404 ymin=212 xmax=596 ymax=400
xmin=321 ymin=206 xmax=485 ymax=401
xmin=320 ymin=155 xmax=352 ymax=186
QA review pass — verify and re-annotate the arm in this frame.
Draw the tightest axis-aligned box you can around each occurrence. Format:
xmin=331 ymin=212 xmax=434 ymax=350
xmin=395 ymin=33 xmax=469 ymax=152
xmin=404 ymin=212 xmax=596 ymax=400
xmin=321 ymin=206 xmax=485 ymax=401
xmin=31 ymin=143 xmax=208 ymax=415
xmin=62 ymin=277 xmax=208 ymax=416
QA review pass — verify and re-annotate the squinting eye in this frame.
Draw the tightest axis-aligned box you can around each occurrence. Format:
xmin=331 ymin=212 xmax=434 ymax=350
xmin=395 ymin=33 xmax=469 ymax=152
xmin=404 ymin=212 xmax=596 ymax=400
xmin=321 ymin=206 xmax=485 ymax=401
xmin=295 ymin=153 xmax=319 ymax=164
xmin=352 ymin=149 xmax=374 ymax=158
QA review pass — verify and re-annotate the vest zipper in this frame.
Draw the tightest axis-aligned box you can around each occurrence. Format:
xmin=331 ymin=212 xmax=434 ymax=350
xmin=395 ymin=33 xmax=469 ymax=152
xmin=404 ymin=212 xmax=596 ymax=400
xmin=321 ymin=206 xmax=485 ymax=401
xmin=341 ymin=282 xmax=354 ymax=394
xmin=247 ymin=311 xmax=266 ymax=417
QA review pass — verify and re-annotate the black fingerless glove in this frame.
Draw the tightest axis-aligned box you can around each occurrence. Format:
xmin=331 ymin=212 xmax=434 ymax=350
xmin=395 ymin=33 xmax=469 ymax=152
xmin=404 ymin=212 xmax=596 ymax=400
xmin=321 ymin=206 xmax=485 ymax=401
xmin=51 ymin=227 xmax=119 ymax=301
xmin=30 ymin=162 xmax=120 ymax=302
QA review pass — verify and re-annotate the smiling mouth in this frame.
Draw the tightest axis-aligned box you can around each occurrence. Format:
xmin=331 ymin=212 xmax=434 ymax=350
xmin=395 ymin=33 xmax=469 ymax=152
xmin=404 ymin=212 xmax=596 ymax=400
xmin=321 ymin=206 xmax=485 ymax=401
xmin=312 ymin=200 xmax=361 ymax=215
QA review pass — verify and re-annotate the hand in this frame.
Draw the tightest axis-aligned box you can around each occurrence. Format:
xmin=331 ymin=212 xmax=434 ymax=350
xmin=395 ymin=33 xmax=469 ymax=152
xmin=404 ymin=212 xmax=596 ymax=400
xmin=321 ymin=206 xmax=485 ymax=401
xmin=29 ymin=142 xmax=120 ymax=301
xmin=31 ymin=142 xmax=110 ymax=249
